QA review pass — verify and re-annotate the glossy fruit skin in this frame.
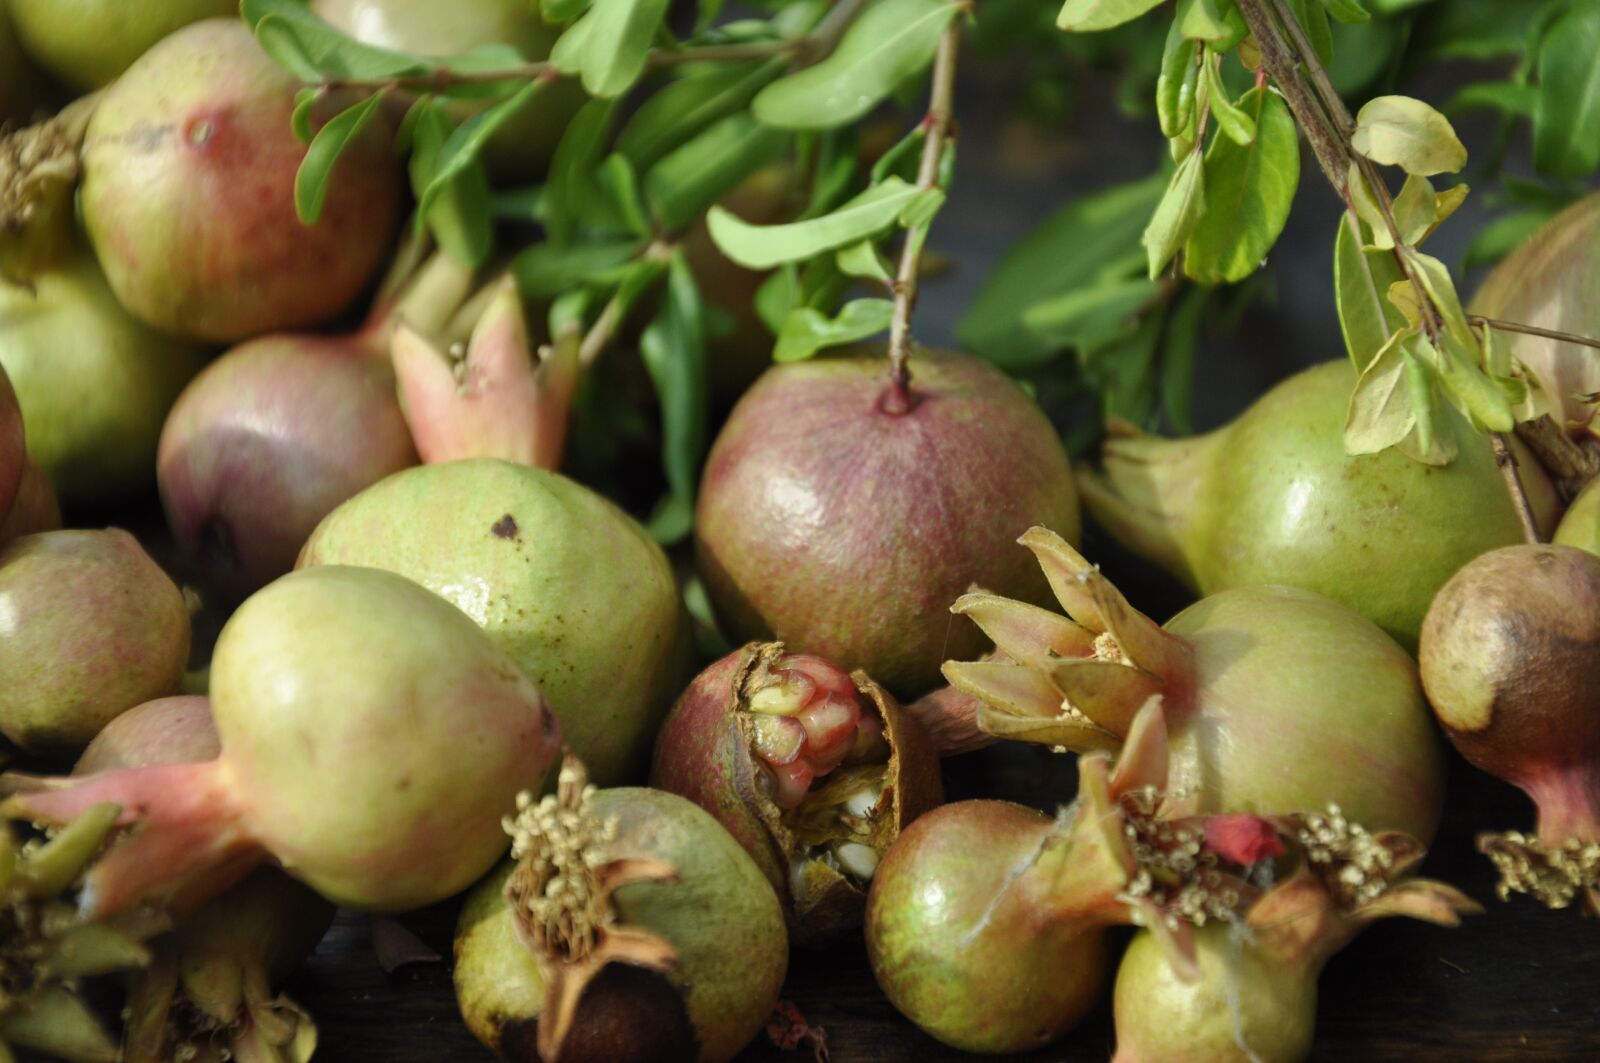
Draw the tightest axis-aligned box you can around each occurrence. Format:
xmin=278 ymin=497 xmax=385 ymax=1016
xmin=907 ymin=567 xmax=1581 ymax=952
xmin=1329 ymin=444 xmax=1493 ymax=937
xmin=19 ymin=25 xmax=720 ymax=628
xmin=865 ymin=801 xmax=1109 ymax=1054
xmin=76 ymin=695 xmax=218 ymax=774
xmin=1554 ymin=477 xmax=1600 ymax=555
xmin=312 ymin=0 xmax=581 ymax=180
xmin=9 ymin=0 xmax=234 ymax=90
xmin=0 ymin=529 xmax=190 ymax=754
xmin=696 ymin=347 xmax=1081 ymax=697
xmin=158 ymin=331 xmax=417 ymax=596
xmin=0 ymin=250 xmax=207 ymax=504
xmin=0 ymin=360 xmax=22 ymax=519
xmin=80 ymin=19 xmax=402 ymax=343
xmin=1163 ymin=584 xmax=1445 ymax=844
xmin=1471 ymin=192 xmax=1600 ymax=437
xmin=454 ymin=788 xmax=789 ymax=1063
xmin=300 ymin=459 xmax=691 ymax=786
xmin=1080 ymin=360 xmax=1560 ymax=649
xmin=1112 ymin=923 xmax=1316 ymax=1063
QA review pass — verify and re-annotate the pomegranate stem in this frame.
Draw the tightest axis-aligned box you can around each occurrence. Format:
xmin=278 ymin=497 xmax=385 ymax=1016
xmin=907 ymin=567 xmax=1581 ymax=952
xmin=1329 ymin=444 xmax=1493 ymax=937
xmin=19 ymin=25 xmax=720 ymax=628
xmin=1489 ymin=432 xmax=1544 ymax=544
xmin=886 ymin=20 xmax=962 ymax=401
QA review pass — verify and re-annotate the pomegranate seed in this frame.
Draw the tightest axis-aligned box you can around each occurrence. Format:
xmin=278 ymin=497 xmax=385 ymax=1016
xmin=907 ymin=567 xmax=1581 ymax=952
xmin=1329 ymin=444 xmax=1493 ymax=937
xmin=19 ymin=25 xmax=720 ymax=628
xmin=799 ymin=698 xmax=859 ymax=764
xmin=766 ymin=759 xmax=814 ymax=809
xmin=748 ymin=675 xmax=813 ymax=716
xmin=843 ymin=714 xmax=890 ymax=765
xmin=750 ymin=715 xmax=806 ymax=766
xmin=780 ymin=654 xmax=858 ymax=701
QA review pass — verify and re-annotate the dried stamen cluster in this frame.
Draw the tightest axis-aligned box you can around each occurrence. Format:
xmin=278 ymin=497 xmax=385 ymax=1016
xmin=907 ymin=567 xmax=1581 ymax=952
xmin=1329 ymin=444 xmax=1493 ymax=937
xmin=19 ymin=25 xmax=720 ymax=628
xmin=1479 ymin=832 xmax=1600 ymax=911
xmin=1292 ymin=804 xmax=1401 ymax=910
xmin=1116 ymin=788 xmax=1249 ymax=932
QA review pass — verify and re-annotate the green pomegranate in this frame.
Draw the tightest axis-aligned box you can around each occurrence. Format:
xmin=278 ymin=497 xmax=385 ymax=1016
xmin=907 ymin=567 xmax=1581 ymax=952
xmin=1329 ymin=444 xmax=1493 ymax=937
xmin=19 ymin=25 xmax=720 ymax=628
xmin=1078 ymin=360 xmax=1560 ymax=648
xmin=312 ymin=0 xmax=583 ymax=180
xmin=8 ymin=0 xmax=235 ymax=90
xmin=299 ymin=459 xmax=692 ymax=786
xmin=1471 ymin=192 xmax=1600 ymax=440
xmin=454 ymin=762 xmax=788 ymax=1063
xmin=0 ymin=529 xmax=191 ymax=754
xmin=1554 ymin=477 xmax=1600 ymax=554
xmin=0 ymin=248 xmax=207 ymax=504
xmin=0 ymin=0 xmax=51 ymax=124
xmin=79 ymin=19 xmax=402 ymax=343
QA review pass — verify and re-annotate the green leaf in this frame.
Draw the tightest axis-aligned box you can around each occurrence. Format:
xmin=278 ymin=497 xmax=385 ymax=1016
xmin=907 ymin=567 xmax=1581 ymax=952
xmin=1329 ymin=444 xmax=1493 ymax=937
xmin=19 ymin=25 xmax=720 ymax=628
xmin=804 ymin=127 xmax=864 ymax=217
xmin=290 ymin=88 xmax=318 ymax=144
xmin=1083 ymin=301 xmax=1166 ymax=425
xmin=1202 ymin=54 xmax=1256 ymax=145
xmin=512 ymin=239 xmax=642 ymax=297
xmin=550 ymin=0 xmax=673 ymax=98
xmin=544 ymin=99 xmax=619 ymax=246
xmin=1023 ymin=277 xmax=1161 ymax=350
xmin=774 ymin=298 xmax=894 ymax=361
xmin=409 ymin=102 xmax=493 ymax=267
xmin=416 ymin=81 xmax=542 ymax=226
xmin=1144 ymin=150 xmax=1207 ymax=279
xmin=869 ymin=126 xmax=928 ymax=184
xmin=1056 ymin=0 xmax=1165 ymax=32
xmin=1351 ymin=95 xmax=1468 ymax=176
xmin=1284 ymin=0 xmax=1333 ymax=62
xmin=707 ymin=178 xmax=921 ymax=269
xmin=617 ymin=59 xmax=786 ymax=170
xmin=1157 ymin=22 xmax=1198 ymax=139
xmin=1335 ymin=211 xmax=1406 ymax=370
xmin=1162 ymin=285 xmax=1206 ymax=433
xmin=645 ymin=113 xmax=789 ymax=230
xmin=244 ymin=0 xmax=431 ymax=80
xmin=1431 ymin=330 xmax=1514 ymax=432
xmin=639 ymin=254 xmax=709 ymax=544
xmin=1184 ymin=88 xmax=1299 ymax=285
xmin=960 ymin=174 xmax=1165 ymax=364
xmin=1177 ymin=0 xmax=1235 ymax=42
xmin=755 ymin=264 xmax=800 ymax=333
xmin=1445 ymin=81 xmax=1536 ymax=119
xmin=1462 ymin=208 xmax=1558 ymax=272
xmin=1344 ymin=326 xmax=1456 ymax=464
xmin=293 ymin=92 xmax=383 ymax=224
xmin=1533 ymin=3 xmax=1600 ymax=179
xmin=751 ymin=0 xmax=960 ymax=129
xmin=1404 ymin=249 xmax=1478 ymax=360
xmin=1322 ymin=0 xmax=1369 ymax=24
xmin=837 ymin=240 xmax=893 ymax=282
xmin=597 ymin=154 xmax=651 ymax=237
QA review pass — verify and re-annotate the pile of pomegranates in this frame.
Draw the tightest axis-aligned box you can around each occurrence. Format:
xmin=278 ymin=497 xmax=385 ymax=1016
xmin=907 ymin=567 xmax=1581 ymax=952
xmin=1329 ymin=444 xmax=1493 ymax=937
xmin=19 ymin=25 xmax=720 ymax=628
xmin=3 ymin=2 xmax=1599 ymax=1060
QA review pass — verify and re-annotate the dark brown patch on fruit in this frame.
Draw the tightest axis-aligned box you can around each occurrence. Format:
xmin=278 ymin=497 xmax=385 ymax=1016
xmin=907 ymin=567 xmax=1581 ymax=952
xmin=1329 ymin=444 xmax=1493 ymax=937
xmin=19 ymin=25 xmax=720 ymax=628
xmin=492 ymin=515 xmax=520 ymax=540
xmin=492 ymin=965 xmax=697 ymax=1063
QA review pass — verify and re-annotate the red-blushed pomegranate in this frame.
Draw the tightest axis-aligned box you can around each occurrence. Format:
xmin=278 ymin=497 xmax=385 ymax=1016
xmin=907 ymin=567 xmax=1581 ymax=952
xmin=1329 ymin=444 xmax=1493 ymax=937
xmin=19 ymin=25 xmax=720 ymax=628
xmin=158 ymin=250 xmax=476 ymax=597
xmin=651 ymin=643 xmax=941 ymax=942
xmin=0 ymin=460 xmax=61 ymax=547
xmin=865 ymin=700 xmax=1276 ymax=1054
xmin=1419 ymin=543 xmax=1600 ymax=913
xmin=0 ymin=361 xmax=21 ymax=518
xmin=68 ymin=696 xmax=334 ymax=1063
xmin=695 ymin=347 xmax=1081 ymax=697
xmin=943 ymin=526 xmax=1446 ymax=842
xmin=8 ymin=0 xmax=235 ymax=90
xmin=0 ymin=529 xmax=191 ymax=755
xmin=453 ymin=758 xmax=788 ymax=1063
xmin=2 ymin=565 xmax=563 ymax=919
xmin=1112 ymin=810 xmax=1478 ymax=1063
xmin=79 ymin=19 xmax=402 ymax=343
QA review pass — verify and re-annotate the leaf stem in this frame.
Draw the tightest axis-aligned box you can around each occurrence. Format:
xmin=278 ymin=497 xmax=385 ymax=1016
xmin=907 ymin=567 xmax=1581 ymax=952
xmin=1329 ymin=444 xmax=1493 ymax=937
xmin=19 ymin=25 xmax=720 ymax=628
xmin=885 ymin=21 xmax=960 ymax=410
xmin=1467 ymin=316 xmax=1600 ymax=352
xmin=1490 ymin=432 xmax=1544 ymax=544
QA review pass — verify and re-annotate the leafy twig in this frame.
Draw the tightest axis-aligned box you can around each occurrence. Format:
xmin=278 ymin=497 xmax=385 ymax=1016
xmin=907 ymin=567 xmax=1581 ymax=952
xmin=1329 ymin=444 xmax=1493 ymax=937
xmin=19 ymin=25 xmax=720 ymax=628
xmin=1488 ymin=433 xmax=1544 ymax=543
xmin=1467 ymin=316 xmax=1600 ymax=352
xmin=885 ymin=21 xmax=961 ymax=409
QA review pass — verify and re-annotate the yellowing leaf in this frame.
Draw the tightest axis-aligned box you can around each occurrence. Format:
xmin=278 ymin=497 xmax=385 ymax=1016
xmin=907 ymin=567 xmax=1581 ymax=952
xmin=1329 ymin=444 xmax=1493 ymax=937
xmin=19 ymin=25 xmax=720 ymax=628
xmin=1352 ymin=95 xmax=1468 ymax=176
xmin=1057 ymin=0 xmax=1166 ymax=32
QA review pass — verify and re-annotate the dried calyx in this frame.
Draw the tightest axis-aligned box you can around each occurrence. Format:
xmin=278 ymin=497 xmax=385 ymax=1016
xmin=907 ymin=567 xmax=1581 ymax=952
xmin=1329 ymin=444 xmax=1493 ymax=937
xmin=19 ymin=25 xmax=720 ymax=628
xmin=502 ymin=757 xmax=679 ymax=1063
xmin=0 ymin=96 xmax=93 ymax=285
xmin=0 ymin=804 xmax=150 ymax=1062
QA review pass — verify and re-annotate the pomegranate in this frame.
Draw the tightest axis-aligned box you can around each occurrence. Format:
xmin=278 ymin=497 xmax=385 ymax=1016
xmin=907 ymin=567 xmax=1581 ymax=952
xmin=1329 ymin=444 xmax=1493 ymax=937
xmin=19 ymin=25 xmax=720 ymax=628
xmin=79 ymin=18 xmax=402 ymax=343
xmin=0 ymin=247 xmax=207 ymax=504
xmin=75 ymin=697 xmax=333 ymax=1063
xmin=0 ymin=3 xmax=50 ymax=124
xmin=8 ymin=0 xmax=234 ymax=90
xmin=454 ymin=757 xmax=788 ymax=1063
xmin=1470 ymin=191 xmax=1600 ymax=441
xmin=158 ymin=250 xmax=475 ymax=596
xmin=944 ymin=526 xmax=1446 ymax=841
xmin=0 ymin=803 xmax=149 ymax=1062
xmin=1554 ymin=476 xmax=1600 ymax=553
xmin=865 ymin=700 xmax=1273 ymax=1054
xmin=2 ymin=564 xmax=563 ymax=919
xmin=312 ymin=0 xmax=583 ymax=180
xmin=696 ymin=346 xmax=1081 ymax=697
xmin=0 ymin=360 xmax=21 ymax=517
xmin=0 ymin=459 xmax=60 ymax=546
xmin=1077 ymin=359 xmax=1560 ymax=648
xmin=1419 ymin=543 xmax=1600 ymax=913
xmin=299 ymin=459 xmax=692 ymax=786
xmin=1112 ymin=809 xmax=1478 ymax=1063
xmin=0 ymin=529 xmax=191 ymax=755
xmin=651 ymin=643 xmax=941 ymax=942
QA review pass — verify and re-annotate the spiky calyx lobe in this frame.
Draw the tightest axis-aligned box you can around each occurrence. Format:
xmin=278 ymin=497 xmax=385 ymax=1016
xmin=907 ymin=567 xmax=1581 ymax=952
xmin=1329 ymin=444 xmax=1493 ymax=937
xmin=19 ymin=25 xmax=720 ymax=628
xmin=79 ymin=19 xmax=401 ymax=342
xmin=650 ymin=643 xmax=942 ymax=943
xmin=0 ymin=529 xmax=192 ymax=754
xmin=455 ymin=761 xmax=788 ymax=1063
xmin=1112 ymin=810 xmax=1479 ymax=1063
xmin=945 ymin=525 xmax=1445 ymax=843
xmin=1420 ymin=543 xmax=1600 ymax=912
xmin=1077 ymin=360 xmax=1559 ymax=648
xmin=695 ymin=346 xmax=1081 ymax=697
xmin=0 ymin=805 xmax=151 ymax=1063
xmin=865 ymin=700 xmax=1273 ymax=1055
